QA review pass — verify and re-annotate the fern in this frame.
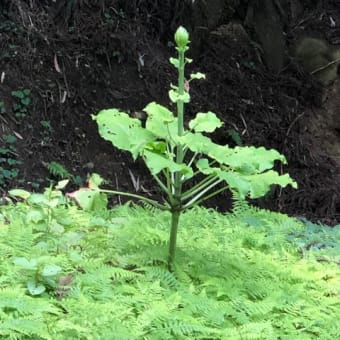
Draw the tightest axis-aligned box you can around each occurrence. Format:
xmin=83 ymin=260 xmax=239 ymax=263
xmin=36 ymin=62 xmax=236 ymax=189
xmin=47 ymin=161 xmax=71 ymax=179
xmin=143 ymin=266 xmax=179 ymax=289
xmin=0 ymin=287 xmax=59 ymax=340
xmin=1 ymin=191 xmax=339 ymax=339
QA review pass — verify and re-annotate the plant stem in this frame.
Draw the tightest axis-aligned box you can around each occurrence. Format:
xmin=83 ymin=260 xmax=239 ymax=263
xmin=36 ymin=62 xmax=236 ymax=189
xmin=167 ymin=46 xmax=186 ymax=271
xmin=181 ymin=175 xmax=216 ymax=200
xmin=151 ymin=172 xmax=170 ymax=194
xmin=99 ymin=189 xmax=169 ymax=210
xmin=168 ymin=209 xmax=180 ymax=272
xmin=182 ymin=178 xmax=223 ymax=209
xmin=184 ymin=184 xmax=230 ymax=210
xmin=177 ymin=49 xmax=185 ymax=139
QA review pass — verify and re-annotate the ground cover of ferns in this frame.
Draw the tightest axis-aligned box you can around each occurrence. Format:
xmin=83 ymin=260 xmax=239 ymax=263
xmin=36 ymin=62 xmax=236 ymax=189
xmin=0 ymin=189 xmax=339 ymax=339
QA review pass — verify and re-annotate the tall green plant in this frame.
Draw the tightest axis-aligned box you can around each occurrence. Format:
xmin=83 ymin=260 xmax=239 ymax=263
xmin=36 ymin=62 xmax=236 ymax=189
xmin=91 ymin=27 xmax=297 ymax=271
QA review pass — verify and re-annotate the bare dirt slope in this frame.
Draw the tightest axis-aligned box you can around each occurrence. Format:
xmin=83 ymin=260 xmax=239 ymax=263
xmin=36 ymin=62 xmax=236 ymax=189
xmin=0 ymin=1 xmax=339 ymax=224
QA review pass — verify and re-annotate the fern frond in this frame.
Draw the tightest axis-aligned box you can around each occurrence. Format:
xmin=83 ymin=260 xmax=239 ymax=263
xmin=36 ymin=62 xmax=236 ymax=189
xmin=0 ymin=287 xmax=59 ymax=315
xmin=143 ymin=266 xmax=179 ymax=289
xmin=0 ymin=318 xmax=51 ymax=340
xmin=47 ymin=161 xmax=71 ymax=179
xmin=141 ymin=200 xmax=158 ymax=213
xmin=0 ymin=287 xmax=60 ymax=339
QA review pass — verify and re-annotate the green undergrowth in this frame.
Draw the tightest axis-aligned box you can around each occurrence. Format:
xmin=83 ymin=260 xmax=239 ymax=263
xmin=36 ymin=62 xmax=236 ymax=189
xmin=0 ymin=192 xmax=339 ymax=339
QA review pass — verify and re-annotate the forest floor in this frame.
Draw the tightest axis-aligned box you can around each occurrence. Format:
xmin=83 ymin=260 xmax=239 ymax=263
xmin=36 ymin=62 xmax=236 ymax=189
xmin=0 ymin=1 xmax=339 ymax=224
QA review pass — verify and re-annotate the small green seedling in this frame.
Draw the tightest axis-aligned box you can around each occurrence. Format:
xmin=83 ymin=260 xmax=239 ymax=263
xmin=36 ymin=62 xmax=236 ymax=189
xmin=9 ymin=180 xmax=69 ymax=234
xmin=13 ymin=257 xmax=62 ymax=296
xmin=11 ymin=88 xmax=31 ymax=119
xmin=85 ymin=27 xmax=296 ymax=271
xmin=0 ymin=134 xmax=20 ymax=187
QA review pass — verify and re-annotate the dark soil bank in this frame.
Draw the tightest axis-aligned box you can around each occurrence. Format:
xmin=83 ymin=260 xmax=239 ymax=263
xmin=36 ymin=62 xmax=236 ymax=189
xmin=0 ymin=1 xmax=339 ymax=224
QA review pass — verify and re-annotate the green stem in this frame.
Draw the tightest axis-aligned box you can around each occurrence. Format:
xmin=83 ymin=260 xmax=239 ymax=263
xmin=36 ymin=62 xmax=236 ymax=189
xmin=184 ymin=184 xmax=230 ymax=210
xmin=181 ymin=175 xmax=216 ymax=200
xmin=177 ymin=49 xmax=185 ymax=139
xmin=151 ymin=172 xmax=170 ymax=195
xmin=162 ymin=169 xmax=176 ymax=206
xmin=167 ymin=46 xmax=186 ymax=271
xmin=174 ymin=48 xmax=186 ymax=194
xmin=99 ymin=189 xmax=169 ymax=210
xmin=168 ymin=209 xmax=180 ymax=272
xmin=182 ymin=178 xmax=223 ymax=209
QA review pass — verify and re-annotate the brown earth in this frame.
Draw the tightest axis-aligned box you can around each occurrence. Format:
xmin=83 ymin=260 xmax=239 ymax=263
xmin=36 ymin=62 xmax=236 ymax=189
xmin=0 ymin=1 xmax=339 ymax=224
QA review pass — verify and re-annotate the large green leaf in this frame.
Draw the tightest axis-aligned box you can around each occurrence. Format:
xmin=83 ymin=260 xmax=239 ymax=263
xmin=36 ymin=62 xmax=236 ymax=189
xmin=8 ymin=189 xmax=31 ymax=200
xmin=246 ymin=171 xmax=297 ymax=198
xmin=179 ymin=132 xmax=217 ymax=154
xmin=189 ymin=112 xmax=222 ymax=133
xmin=144 ymin=150 xmax=193 ymax=178
xmin=223 ymin=146 xmax=287 ymax=173
xmin=93 ymin=109 xmax=156 ymax=159
xmin=182 ymin=134 xmax=287 ymax=175
xmin=144 ymin=102 xmax=178 ymax=141
xmin=196 ymin=159 xmax=296 ymax=199
xmin=144 ymin=102 xmax=174 ymax=122
xmin=196 ymin=159 xmax=250 ymax=198
xmin=68 ymin=188 xmax=107 ymax=211
xmin=217 ymin=171 xmax=251 ymax=199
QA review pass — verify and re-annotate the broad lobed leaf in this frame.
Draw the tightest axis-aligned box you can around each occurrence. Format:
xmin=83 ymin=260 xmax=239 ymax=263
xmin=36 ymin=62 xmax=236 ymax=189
xmin=93 ymin=109 xmax=156 ymax=159
xmin=143 ymin=150 xmax=193 ymax=178
xmin=144 ymin=102 xmax=178 ymax=142
xmin=189 ymin=111 xmax=222 ymax=133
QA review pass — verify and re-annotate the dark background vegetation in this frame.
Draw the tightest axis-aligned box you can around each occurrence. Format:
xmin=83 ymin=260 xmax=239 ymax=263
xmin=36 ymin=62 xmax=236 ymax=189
xmin=0 ymin=0 xmax=339 ymax=224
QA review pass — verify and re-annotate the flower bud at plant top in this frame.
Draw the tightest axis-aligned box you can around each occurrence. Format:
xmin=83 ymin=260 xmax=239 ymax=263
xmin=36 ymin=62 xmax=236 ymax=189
xmin=175 ymin=26 xmax=189 ymax=49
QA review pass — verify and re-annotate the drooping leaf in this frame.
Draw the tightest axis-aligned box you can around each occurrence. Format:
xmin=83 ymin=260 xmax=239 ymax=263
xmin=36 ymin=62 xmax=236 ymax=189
xmin=145 ymin=141 xmax=167 ymax=154
xmin=189 ymin=112 xmax=223 ymax=133
xmin=246 ymin=171 xmax=297 ymax=198
xmin=144 ymin=102 xmax=174 ymax=122
xmin=144 ymin=102 xmax=178 ymax=141
xmin=217 ymin=171 xmax=251 ymax=199
xmin=196 ymin=159 xmax=250 ymax=199
xmin=223 ymin=147 xmax=287 ymax=173
xmin=143 ymin=150 xmax=193 ymax=178
xmin=93 ymin=109 xmax=156 ymax=159
xmin=180 ymin=132 xmax=217 ymax=154
xmin=196 ymin=158 xmax=296 ymax=199
xmin=8 ymin=189 xmax=31 ymax=200
xmin=68 ymin=188 xmax=107 ymax=211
